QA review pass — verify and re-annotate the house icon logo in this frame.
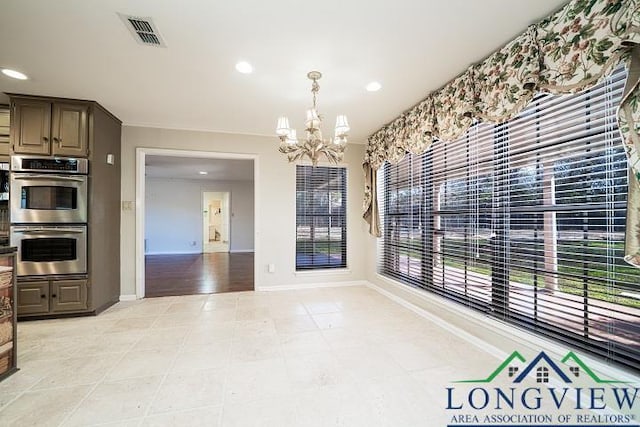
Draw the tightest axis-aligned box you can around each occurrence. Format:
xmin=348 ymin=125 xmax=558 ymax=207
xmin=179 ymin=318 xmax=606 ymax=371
xmin=446 ymin=350 xmax=638 ymax=424
xmin=454 ymin=351 xmax=627 ymax=384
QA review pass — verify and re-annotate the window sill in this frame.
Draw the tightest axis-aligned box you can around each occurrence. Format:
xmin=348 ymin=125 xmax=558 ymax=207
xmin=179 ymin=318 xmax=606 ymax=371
xmin=295 ymin=268 xmax=351 ymax=277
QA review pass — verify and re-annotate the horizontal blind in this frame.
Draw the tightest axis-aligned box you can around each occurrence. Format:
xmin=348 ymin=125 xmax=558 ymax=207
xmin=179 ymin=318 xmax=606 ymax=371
xmin=296 ymin=165 xmax=347 ymax=270
xmin=379 ymin=65 xmax=640 ymax=371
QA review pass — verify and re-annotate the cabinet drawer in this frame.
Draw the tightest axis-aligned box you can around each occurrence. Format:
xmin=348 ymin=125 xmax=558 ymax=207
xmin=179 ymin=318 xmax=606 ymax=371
xmin=51 ymin=279 xmax=87 ymax=312
xmin=17 ymin=281 xmax=49 ymax=315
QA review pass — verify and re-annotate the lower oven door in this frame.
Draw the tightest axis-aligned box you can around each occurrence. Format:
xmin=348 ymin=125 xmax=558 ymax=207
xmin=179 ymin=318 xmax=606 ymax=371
xmin=10 ymin=225 xmax=87 ymax=276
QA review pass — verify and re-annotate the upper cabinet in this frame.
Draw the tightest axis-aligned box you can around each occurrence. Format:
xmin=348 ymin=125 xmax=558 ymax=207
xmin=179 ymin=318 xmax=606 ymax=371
xmin=0 ymin=107 xmax=9 ymax=158
xmin=11 ymin=98 xmax=89 ymax=157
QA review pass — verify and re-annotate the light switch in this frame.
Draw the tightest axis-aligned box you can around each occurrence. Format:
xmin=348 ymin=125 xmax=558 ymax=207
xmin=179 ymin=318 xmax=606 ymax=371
xmin=268 ymin=264 xmax=275 ymax=273
xmin=106 ymin=153 xmax=115 ymax=165
xmin=122 ymin=201 xmax=133 ymax=211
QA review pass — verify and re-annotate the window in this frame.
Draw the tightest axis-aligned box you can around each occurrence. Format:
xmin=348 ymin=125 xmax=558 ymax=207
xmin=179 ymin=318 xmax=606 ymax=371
xmin=380 ymin=65 xmax=640 ymax=372
xmin=536 ymin=367 xmax=549 ymax=383
xmin=296 ymin=165 xmax=347 ymax=270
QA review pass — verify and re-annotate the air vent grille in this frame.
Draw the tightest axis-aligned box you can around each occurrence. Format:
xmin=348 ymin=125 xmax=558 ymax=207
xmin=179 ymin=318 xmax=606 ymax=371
xmin=118 ymin=13 xmax=166 ymax=48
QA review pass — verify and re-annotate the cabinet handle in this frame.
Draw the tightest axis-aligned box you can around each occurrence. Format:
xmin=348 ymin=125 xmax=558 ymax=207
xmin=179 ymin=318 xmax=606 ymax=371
xmin=53 ymin=137 xmax=62 ymax=144
xmin=52 ymin=294 xmax=57 ymax=298
xmin=40 ymin=294 xmax=46 ymax=299
xmin=43 ymin=136 xmax=49 ymax=142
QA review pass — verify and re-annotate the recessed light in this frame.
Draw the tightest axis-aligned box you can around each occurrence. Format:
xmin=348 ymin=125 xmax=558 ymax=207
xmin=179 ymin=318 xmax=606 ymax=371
xmin=1 ymin=68 xmax=28 ymax=80
xmin=366 ymin=81 xmax=382 ymax=92
xmin=199 ymin=171 xmax=208 ymax=175
xmin=235 ymin=61 xmax=253 ymax=74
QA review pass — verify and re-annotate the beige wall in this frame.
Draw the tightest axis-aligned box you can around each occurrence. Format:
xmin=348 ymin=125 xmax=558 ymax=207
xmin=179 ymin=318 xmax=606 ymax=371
xmin=121 ymin=126 xmax=368 ymax=296
xmin=146 ymin=178 xmax=254 ymax=254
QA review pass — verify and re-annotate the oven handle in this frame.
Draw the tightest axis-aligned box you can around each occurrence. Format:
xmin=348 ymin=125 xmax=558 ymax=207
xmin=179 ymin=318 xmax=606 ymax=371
xmin=13 ymin=228 xmax=85 ymax=234
xmin=12 ymin=174 xmax=86 ymax=182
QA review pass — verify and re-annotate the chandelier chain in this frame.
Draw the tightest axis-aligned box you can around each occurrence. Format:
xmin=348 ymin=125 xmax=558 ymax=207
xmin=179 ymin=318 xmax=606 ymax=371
xmin=311 ymin=78 xmax=319 ymax=111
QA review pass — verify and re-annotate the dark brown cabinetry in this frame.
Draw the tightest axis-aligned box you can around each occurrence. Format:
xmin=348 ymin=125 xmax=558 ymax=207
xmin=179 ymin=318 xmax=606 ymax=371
xmin=0 ymin=106 xmax=9 ymax=158
xmin=51 ymin=279 xmax=88 ymax=312
xmin=0 ymin=248 xmax=17 ymax=382
xmin=7 ymin=93 xmax=121 ymax=319
xmin=16 ymin=281 xmax=48 ymax=315
xmin=17 ymin=279 xmax=88 ymax=316
xmin=11 ymin=98 xmax=89 ymax=157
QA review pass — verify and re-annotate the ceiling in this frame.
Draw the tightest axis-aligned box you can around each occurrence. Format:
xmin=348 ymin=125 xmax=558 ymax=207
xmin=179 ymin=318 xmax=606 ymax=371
xmin=0 ymin=0 xmax=567 ymax=143
xmin=146 ymin=156 xmax=254 ymax=181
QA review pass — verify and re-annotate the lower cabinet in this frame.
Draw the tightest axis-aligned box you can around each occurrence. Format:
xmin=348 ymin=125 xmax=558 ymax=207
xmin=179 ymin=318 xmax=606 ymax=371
xmin=17 ymin=279 xmax=88 ymax=316
xmin=16 ymin=281 xmax=49 ymax=315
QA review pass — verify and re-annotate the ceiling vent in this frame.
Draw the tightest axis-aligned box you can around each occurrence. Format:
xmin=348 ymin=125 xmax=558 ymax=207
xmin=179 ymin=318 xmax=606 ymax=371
xmin=118 ymin=13 xmax=166 ymax=47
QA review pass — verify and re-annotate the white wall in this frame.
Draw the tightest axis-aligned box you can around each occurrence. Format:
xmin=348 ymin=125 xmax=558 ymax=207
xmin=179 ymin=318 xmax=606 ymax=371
xmin=121 ymin=126 xmax=368 ymax=296
xmin=145 ymin=178 xmax=254 ymax=254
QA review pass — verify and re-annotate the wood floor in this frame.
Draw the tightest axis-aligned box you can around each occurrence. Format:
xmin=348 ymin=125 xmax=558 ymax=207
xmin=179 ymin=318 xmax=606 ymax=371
xmin=145 ymin=252 xmax=254 ymax=297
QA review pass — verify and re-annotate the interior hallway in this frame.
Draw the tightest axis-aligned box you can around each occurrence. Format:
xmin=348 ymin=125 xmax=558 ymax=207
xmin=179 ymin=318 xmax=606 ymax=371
xmin=145 ymin=253 xmax=254 ymax=297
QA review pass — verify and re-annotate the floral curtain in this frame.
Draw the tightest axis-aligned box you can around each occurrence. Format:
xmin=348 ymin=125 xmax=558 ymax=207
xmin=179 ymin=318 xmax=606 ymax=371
xmin=363 ymin=0 xmax=640 ymax=267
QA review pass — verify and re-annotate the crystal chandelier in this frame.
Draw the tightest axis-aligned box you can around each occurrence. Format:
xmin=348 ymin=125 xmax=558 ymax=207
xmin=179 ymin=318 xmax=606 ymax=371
xmin=276 ymin=71 xmax=349 ymax=165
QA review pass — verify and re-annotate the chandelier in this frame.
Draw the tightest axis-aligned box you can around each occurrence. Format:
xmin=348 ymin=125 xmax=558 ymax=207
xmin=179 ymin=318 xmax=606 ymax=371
xmin=276 ymin=71 xmax=349 ymax=165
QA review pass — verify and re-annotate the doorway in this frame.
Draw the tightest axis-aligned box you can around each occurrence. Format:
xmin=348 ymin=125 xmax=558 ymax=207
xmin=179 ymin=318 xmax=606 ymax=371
xmin=135 ymin=148 xmax=258 ymax=299
xmin=203 ymin=191 xmax=230 ymax=253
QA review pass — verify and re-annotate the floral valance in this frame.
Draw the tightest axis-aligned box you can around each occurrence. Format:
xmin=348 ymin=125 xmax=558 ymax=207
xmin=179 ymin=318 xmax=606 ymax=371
xmin=363 ymin=0 xmax=640 ymax=267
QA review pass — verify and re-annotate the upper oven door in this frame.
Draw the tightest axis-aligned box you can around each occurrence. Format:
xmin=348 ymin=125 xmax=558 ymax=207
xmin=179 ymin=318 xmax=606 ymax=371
xmin=10 ymin=173 xmax=88 ymax=223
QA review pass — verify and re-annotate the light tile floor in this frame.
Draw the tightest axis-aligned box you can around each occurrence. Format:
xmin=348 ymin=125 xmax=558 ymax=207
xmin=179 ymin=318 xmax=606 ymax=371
xmin=0 ymin=286 xmax=501 ymax=426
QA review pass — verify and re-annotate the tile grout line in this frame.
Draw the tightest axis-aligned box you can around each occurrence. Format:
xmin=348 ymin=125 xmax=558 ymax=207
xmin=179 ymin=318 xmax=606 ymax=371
xmin=0 ymin=321 xmax=129 ymax=423
xmin=55 ymin=318 xmax=153 ymax=427
xmin=219 ymin=301 xmax=248 ymax=426
xmin=139 ymin=320 xmax=187 ymax=421
xmin=137 ymin=297 xmax=229 ymax=421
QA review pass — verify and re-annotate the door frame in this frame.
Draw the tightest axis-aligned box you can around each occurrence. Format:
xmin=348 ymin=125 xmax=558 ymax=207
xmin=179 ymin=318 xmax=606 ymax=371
xmin=135 ymin=148 xmax=258 ymax=299
xmin=202 ymin=190 xmax=231 ymax=253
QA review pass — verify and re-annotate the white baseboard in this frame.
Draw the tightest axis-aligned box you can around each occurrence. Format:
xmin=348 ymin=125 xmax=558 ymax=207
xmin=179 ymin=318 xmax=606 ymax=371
xmin=256 ymin=280 xmax=367 ymax=292
xmin=229 ymin=249 xmax=254 ymax=253
xmin=295 ymin=268 xmax=351 ymax=277
xmin=366 ymin=275 xmax=640 ymax=383
xmin=145 ymin=250 xmax=201 ymax=255
xmin=119 ymin=294 xmax=137 ymax=301
xmin=365 ymin=280 xmax=507 ymax=360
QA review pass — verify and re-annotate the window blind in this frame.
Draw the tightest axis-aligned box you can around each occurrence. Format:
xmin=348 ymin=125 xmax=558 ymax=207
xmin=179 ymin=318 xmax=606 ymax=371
xmin=379 ymin=65 xmax=640 ymax=371
xmin=296 ymin=165 xmax=347 ymax=270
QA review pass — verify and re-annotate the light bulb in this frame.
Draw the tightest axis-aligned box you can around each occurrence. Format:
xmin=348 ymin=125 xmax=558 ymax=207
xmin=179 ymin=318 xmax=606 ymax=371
xmin=335 ymin=115 xmax=350 ymax=135
xmin=287 ymin=129 xmax=298 ymax=145
xmin=276 ymin=116 xmax=290 ymax=136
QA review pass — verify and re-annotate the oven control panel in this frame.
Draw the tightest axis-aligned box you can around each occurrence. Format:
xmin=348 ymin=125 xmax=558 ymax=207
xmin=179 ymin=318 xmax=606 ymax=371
xmin=11 ymin=156 xmax=88 ymax=174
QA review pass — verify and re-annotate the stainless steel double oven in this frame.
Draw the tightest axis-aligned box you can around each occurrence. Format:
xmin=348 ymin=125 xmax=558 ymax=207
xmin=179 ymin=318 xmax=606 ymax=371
xmin=10 ymin=156 xmax=88 ymax=277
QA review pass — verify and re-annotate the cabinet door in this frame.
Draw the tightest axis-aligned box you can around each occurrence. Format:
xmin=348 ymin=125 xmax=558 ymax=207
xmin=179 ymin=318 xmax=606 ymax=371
xmin=11 ymin=99 xmax=51 ymax=155
xmin=0 ymin=108 xmax=9 ymax=155
xmin=17 ymin=281 xmax=49 ymax=315
xmin=52 ymin=102 xmax=89 ymax=157
xmin=51 ymin=279 xmax=87 ymax=312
